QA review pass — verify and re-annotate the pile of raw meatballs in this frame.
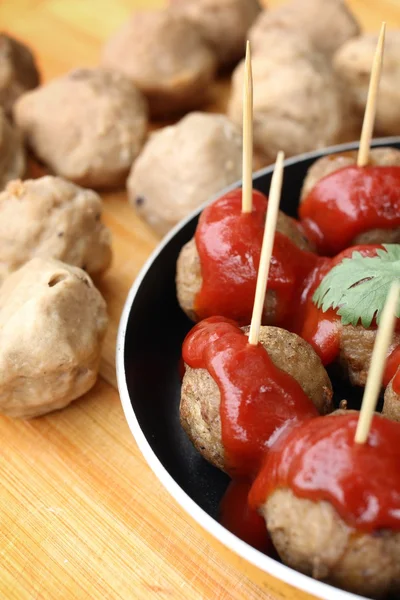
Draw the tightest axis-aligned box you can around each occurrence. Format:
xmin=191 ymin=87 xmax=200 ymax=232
xmin=0 ymin=0 xmax=398 ymax=418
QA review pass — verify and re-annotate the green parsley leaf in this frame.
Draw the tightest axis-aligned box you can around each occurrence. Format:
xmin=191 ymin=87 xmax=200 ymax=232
xmin=312 ymin=244 xmax=400 ymax=328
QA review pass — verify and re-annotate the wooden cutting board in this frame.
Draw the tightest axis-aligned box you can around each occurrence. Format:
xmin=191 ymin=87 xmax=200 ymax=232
xmin=1 ymin=1 xmax=399 ymax=599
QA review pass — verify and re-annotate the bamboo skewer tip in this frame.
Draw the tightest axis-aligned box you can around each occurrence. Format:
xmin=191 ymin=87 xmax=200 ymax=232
xmin=357 ymin=22 xmax=386 ymax=168
xmin=248 ymin=151 xmax=285 ymax=346
xmin=354 ymin=280 xmax=400 ymax=444
xmin=242 ymin=40 xmax=253 ymax=214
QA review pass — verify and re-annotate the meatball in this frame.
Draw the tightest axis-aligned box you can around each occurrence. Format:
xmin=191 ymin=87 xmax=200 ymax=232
xmin=227 ymin=49 xmax=343 ymax=165
xmin=300 ymin=147 xmax=400 ymax=245
xmin=102 ymin=10 xmax=216 ymax=118
xmin=180 ymin=326 xmax=333 ymax=472
xmin=334 ymin=31 xmax=400 ymax=136
xmin=176 ymin=210 xmax=313 ymax=323
xmin=0 ymin=109 xmax=25 ymax=191
xmin=170 ymin=0 xmax=261 ymax=68
xmin=0 ymin=258 xmax=108 ymax=418
xmin=13 ymin=68 xmax=148 ymax=188
xmin=0 ymin=33 xmax=40 ymax=116
xmin=0 ymin=176 xmax=112 ymax=284
xmin=128 ymin=112 xmax=242 ymax=236
xmin=250 ymin=0 xmax=359 ymax=58
xmin=264 ymin=488 xmax=400 ymax=599
xmin=383 ymin=376 xmax=400 ymax=422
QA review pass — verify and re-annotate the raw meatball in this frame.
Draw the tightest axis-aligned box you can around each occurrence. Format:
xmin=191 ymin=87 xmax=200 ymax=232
xmin=176 ymin=210 xmax=313 ymax=323
xmin=300 ymin=147 xmax=400 ymax=245
xmin=228 ymin=49 xmax=343 ymax=165
xmin=13 ymin=68 xmax=148 ymax=188
xmin=170 ymin=0 xmax=261 ymax=68
xmin=102 ymin=10 xmax=216 ymax=118
xmin=180 ymin=326 xmax=333 ymax=472
xmin=334 ymin=31 xmax=400 ymax=136
xmin=0 ymin=176 xmax=112 ymax=284
xmin=128 ymin=112 xmax=242 ymax=236
xmin=264 ymin=488 xmax=400 ymax=598
xmin=250 ymin=0 xmax=359 ymax=58
xmin=0 ymin=109 xmax=25 ymax=190
xmin=0 ymin=33 xmax=40 ymax=116
xmin=0 ymin=258 xmax=108 ymax=418
xmin=383 ymin=375 xmax=400 ymax=422
xmin=339 ymin=325 xmax=400 ymax=388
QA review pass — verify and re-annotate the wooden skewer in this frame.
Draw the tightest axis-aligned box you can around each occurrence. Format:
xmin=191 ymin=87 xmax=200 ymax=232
xmin=357 ymin=22 xmax=386 ymax=168
xmin=242 ymin=40 xmax=253 ymax=214
xmin=355 ymin=281 xmax=400 ymax=444
xmin=248 ymin=151 xmax=285 ymax=346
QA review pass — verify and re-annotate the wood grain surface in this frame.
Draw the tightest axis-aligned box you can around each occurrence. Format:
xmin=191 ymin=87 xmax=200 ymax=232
xmin=1 ymin=1 xmax=400 ymax=599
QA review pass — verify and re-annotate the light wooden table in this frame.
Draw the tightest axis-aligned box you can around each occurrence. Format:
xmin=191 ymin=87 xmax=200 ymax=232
xmin=1 ymin=1 xmax=399 ymax=599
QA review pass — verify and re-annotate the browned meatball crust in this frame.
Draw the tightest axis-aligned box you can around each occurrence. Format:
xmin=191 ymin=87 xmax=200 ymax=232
xmin=0 ymin=34 xmax=40 ymax=116
xmin=383 ymin=376 xmax=400 ymax=423
xmin=180 ymin=326 xmax=333 ymax=472
xmin=176 ymin=211 xmax=313 ymax=323
xmin=263 ymin=488 xmax=400 ymax=599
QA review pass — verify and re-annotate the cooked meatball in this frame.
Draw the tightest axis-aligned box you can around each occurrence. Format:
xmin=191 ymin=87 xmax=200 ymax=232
xmin=0 ymin=109 xmax=25 ymax=190
xmin=334 ymin=31 xmax=400 ymax=136
xmin=383 ymin=375 xmax=400 ymax=422
xmin=227 ymin=48 xmax=343 ymax=165
xmin=170 ymin=0 xmax=261 ymax=68
xmin=0 ymin=33 xmax=40 ymax=116
xmin=13 ymin=68 xmax=148 ymax=188
xmin=264 ymin=488 xmax=400 ymax=598
xmin=0 ymin=258 xmax=108 ymax=418
xmin=300 ymin=147 xmax=400 ymax=246
xmin=128 ymin=112 xmax=242 ymax=236
xmin=250 ymin=0 xmax=359 ymax=58
xmin=102 ymin=10 xmax=216 ymax=118
xmin=176 ymin=210 xmax=313 ymax=323
xmin=0 ymin=176 xmax=112 ymax=283
xmin=180 ymin=326 xmax=333 ymax=472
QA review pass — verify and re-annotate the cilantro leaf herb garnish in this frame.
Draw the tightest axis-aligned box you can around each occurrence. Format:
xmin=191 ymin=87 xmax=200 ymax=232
xmin=313 ymin=244 xmax=400 ymax=328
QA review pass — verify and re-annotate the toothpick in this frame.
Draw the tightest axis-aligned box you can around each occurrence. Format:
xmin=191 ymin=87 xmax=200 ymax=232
xmin=355 ymin=281 xmax=400 ymax=444
xmin=357 ymin=22 xmax=386 ymax=168
xmin=248 ymin=152 xmax=285 ymax=346
xmin=242 ymin=41 xmax=253 ymax=214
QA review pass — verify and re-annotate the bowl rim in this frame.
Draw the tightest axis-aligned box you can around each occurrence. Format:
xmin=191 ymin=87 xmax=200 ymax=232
xmin=116 ymin=136 xmax=400 ymax=600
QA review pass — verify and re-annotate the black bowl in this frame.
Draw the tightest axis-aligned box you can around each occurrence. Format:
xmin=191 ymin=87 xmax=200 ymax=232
xmin=116 ymin=137 xmax=400 ymax=600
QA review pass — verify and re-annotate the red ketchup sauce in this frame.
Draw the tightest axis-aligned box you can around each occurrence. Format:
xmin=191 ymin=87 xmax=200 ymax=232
xmin=182 ymin=317 xmax=318 ymax=478
xmin=294 ymin=244 xmax=400 ymax=387
xmin=299 ymin=165 xmax=400 ymax=255
xmin=249 ymin=413 xmax=400 ymax=533
xmin=194 ymin=189 xmax=318 ymax=327
xmin=219 ymin=479 xmax=275 ymax=553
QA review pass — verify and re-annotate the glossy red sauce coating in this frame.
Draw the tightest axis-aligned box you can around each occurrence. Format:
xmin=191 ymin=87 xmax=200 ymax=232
xmin=182 ymin=317 xmax=318 ymax=478
xmin=219 ymin=480 xmax=275 ymax=553
xmin=249 ymin=413 xmax=400 ymax=532
xmin=194 ymin=189 xmax=318 ymax=327
xmin=300 ymin=165 xmax=400 ymax=256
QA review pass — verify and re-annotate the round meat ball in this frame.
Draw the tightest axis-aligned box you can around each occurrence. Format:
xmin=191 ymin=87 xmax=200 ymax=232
xmin=0 ymin=257 xmax=108 ymax=418
xmin=180 ymin=326 xmax=333 ymax=472
xmin=300 ymin=147 xmax=400 ymax=245
xmin=128 ymin=112 xmax=243 ymax=236
xmin=227 ymin=50 xmax=343 ymax=165
xmin=0 ymin=176 xmax=112 ymax=284
xmin=170 ymin=0 xmax=261 ymax=68
xmin=383 ymin=375 xmax=400 ymax=422
xmin=264 ymin=487 xmax=400 ymax=599
xmin=176 ymin=210 xmax=313 ymax=323
xmin=250 ymin=0 xmax=359 ymax=58
xmin=102 ymin=10 xmax=217 ymax=118
xmin=13 ymin=68 xmax=148 ymax=188
xmin=0 ymin=33 xmax=40 ymax=116
xmin=334 ymin=31 xmax=400 ymax=136
xmin=0 ymin=108 xmax=25 ymax=191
